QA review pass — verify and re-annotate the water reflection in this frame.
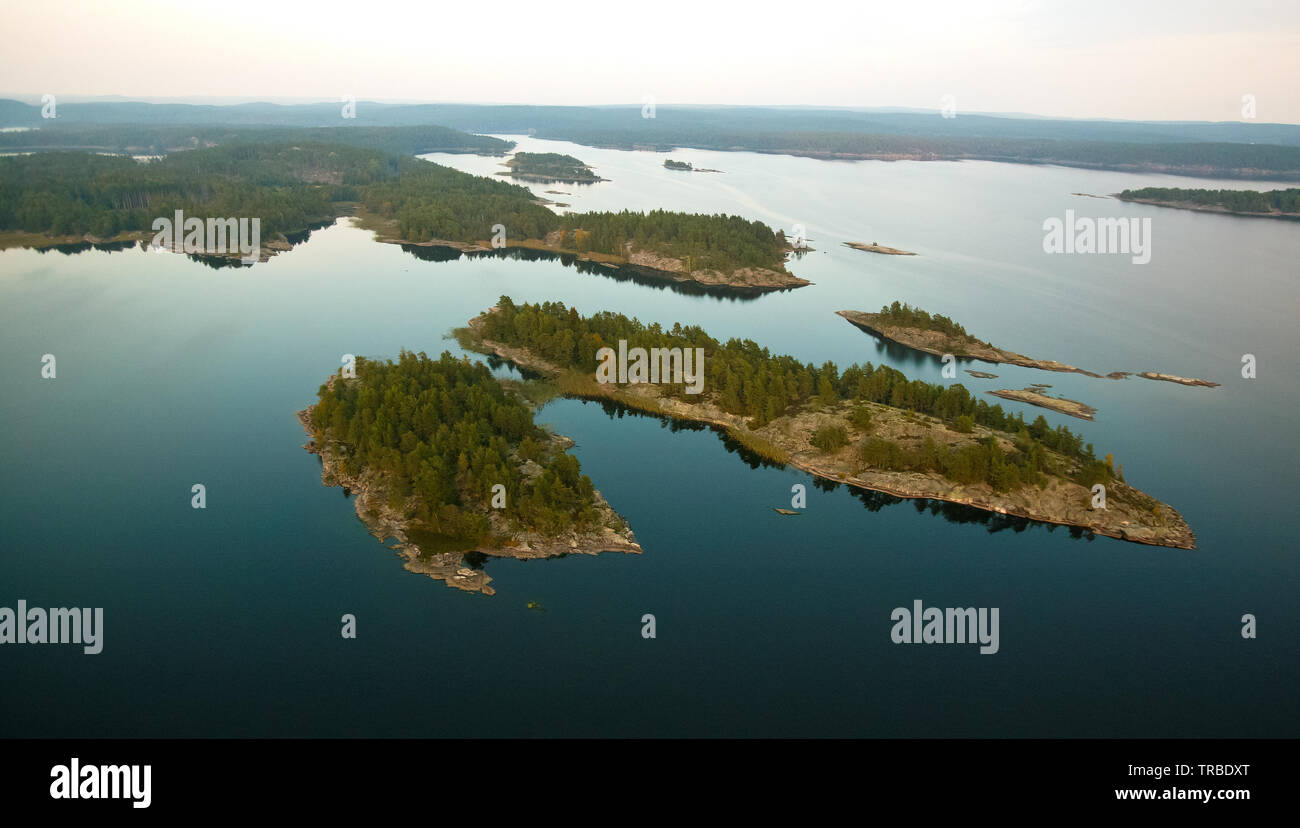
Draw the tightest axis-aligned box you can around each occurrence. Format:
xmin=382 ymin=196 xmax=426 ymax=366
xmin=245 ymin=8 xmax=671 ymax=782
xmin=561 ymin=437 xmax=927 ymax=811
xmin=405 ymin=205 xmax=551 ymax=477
xmin=587 ymin=397 xmax=1098 ymax=544
xmin=399 ymin=243 xmax=787 ymax=301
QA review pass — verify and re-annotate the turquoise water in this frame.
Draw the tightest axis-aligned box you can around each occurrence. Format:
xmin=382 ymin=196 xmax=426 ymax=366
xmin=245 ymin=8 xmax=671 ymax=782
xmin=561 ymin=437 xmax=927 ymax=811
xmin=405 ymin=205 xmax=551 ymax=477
xmin=1 ymin=142 xmax=1296 ymax=736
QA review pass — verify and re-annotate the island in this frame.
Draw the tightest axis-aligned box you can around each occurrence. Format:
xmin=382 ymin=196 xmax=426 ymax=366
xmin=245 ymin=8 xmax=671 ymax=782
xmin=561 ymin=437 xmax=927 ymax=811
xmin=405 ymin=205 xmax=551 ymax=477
xmin=1116 ymin=187 xmax=1300 ymax=219
xmin=297 ymin=350 xmax=641 ymax=595
xmin=362 ymin=202 xmax=812 ymax=292
xmin=845 ymin=241 xmax=917 ymax=256
xmin=501 ymin=152 xmax=605 ymax=184
xmin=455 ymin=297 xmax=1196 ymax=549
xmin=987 ymin=388 xmax=1098 ymax=421
xmin=1137 ymin=372 xmax=1220 ymax=388
xmin=838 ymin=304 xmax=1220 ymax=390
xmin=837 ymin=304 xmax=1106 ymax=376
xmin=664 ymin=159 xmax=722 ymax=173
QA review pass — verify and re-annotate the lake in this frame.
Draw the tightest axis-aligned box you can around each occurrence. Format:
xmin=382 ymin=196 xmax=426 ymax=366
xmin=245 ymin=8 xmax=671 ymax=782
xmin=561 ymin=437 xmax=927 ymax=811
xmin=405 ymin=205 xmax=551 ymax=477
xmin=1 ymin=137 xmax=1296 ymax=736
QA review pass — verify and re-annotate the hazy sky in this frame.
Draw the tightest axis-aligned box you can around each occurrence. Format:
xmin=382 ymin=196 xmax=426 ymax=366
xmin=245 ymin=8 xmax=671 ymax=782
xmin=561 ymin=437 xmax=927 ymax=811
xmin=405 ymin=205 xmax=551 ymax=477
xmin=3 ymin=0 xmax=1298 ymax=122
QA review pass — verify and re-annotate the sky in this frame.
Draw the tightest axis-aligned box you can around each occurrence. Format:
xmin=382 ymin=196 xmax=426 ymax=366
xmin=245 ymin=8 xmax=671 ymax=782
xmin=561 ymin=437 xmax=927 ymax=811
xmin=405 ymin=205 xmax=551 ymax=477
xmin=2 ymin=0 xmax=1298 ymax=123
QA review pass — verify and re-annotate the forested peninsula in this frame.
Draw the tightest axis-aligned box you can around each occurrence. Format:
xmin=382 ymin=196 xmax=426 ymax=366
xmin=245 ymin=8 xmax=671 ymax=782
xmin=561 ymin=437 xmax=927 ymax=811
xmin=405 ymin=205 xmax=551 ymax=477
xmin=0 ymin=137 xmax=806 ymax=288
xmin=297 ymin=351 xmax=641 ymax=594
xmin=457 ymin=298 xmax=1196 ymax=549
xmin=1116 ymin=187 xmax=1300 ymax=219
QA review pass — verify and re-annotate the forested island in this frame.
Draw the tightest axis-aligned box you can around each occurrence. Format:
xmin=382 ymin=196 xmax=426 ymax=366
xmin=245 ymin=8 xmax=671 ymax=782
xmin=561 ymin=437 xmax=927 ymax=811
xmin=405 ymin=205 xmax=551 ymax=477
xmin=664 ymin=159 xmax=692 ymax=170
xmin=6 ymin=100 xmax=1300 ymax=180
xmin=0 ymin=137 xmax=808 ymax=288
xmin=457 ymin=297 xmax=1196 ymax=549
xmin=1116 ymin=187 xmax=1300 ymax=218
xmin=501 ymin=152 xmax=604 ymax=184
xmin=297 ymin=350 xmax=641 ymax=594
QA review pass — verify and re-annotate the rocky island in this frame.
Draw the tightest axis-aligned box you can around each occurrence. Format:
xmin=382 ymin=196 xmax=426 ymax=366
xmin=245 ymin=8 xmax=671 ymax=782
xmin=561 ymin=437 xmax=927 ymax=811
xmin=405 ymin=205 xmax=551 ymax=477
xmin=845 ymin=241 xmax=917 ymax=256
xmin=987 ymin=388 xmax=1098 ymax=421
xmin=837 ymin=304 xmax=1107 ymax=376
xmin=457 ymin=298 xmax=1196 ymax=549
xmin=501 ymin=151 xmax=605 ymax=184
xmin=1137 ymin=372 xmax=1221 ymax=388
xmin=664 ymin=159 xmax=722 ymax=172
xmin=298 ymin=351 xmax=641 ymax=595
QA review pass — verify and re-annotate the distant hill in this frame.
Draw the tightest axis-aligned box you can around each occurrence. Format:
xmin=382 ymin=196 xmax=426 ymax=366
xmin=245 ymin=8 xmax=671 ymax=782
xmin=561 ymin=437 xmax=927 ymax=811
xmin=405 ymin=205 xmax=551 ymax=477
xmin=4 ymin=100 xmax=1299 ymax=179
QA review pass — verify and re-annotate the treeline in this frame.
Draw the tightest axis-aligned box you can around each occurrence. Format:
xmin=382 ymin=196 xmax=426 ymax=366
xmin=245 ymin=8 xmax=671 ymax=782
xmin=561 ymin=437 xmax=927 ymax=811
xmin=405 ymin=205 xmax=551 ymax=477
xmin=478 ymin=297 xmax=1116 ymax=493
xmin=555 ymin=209 xmax=786 ymax=271
xmin=1118 ymin=187 xmax=1300 ymax=213
xmin=0 ymin=144 xmax=384 ymax=237
xmin=311 ymin=350 xmax=600 ymax=540
xmin=874 ymin=301 xmax=970 ymax=338
xmin=0 ymin=123 xmax=513 ymax=157
xmin=361 ymin=158 xmax=558 ymax=242
xmin=507 ymin=152 xmax=597 ymax=180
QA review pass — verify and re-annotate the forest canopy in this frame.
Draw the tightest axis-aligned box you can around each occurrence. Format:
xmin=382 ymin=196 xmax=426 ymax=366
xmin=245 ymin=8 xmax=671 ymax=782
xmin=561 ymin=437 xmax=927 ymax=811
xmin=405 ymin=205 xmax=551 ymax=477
xmin=1118 ymin=187 xmax=1300 ymax=213
xmin=477 ymin=297 xmax=1120 ymax=494
xmin=310 ymin=350 xmax=600 ymax=541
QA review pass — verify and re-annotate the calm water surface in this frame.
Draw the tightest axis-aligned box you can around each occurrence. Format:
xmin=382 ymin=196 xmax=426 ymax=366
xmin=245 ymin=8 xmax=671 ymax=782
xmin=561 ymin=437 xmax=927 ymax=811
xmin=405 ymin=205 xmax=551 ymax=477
xmin=1 ymin=139 xmax=1296 ymax=736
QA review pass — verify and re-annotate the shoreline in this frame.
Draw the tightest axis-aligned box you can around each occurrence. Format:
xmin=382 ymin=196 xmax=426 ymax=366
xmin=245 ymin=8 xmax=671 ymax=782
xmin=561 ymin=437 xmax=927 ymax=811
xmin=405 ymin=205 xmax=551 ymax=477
xmin=988 ymin=388 xmax=1097 ymax=421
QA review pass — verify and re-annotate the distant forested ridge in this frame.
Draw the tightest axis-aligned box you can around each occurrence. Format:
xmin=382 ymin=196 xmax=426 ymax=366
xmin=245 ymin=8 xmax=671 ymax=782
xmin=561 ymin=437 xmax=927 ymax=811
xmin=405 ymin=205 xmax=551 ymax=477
xmin=309 ymin=350 xmax=600 ymax=540
xmin=1117 ymin=187 xmax=1300 ymax=214
xmin=477 ymin=297 xmax=1120 ymax=494
xmin=4 ymin=100 xmax=1297 ymax=178
xmin=0 ymin=123 xmax=512 ymax=157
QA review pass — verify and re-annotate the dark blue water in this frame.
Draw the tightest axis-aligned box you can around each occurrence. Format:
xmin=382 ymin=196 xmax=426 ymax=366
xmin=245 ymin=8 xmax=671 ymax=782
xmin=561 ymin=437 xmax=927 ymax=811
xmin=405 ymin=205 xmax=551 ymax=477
xmin=1 ymin=145 xmax=1296 ymax=736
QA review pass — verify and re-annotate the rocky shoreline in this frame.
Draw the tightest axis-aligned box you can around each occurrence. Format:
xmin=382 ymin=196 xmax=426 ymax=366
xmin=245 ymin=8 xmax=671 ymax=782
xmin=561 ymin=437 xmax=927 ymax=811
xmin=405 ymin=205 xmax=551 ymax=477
xmin=297 ymin=383 xmax=642 ymax=596
xmin=463 ymin=313 xmax=1196 ymax=550
xmin=1137 ymin=372 xmax=1221 ymax=388
xmin=988 ymin=388 xmax=1098 ymax=421
xmin=837 ymin=310 xmax=1217 ymax=388
xmin=837 ymin=310 xmax=1109 ymax=376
